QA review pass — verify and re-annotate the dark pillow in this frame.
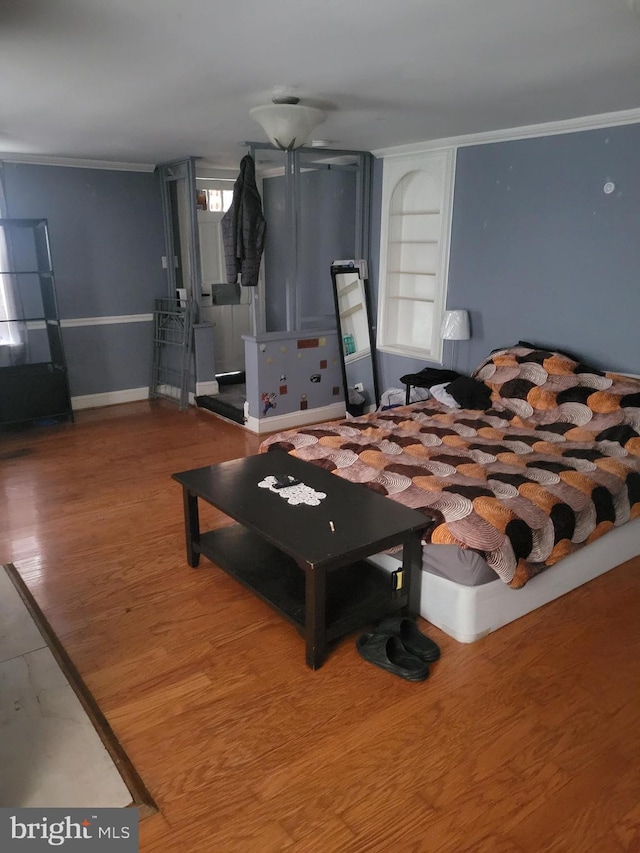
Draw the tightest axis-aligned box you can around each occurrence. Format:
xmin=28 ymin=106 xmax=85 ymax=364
xmin=446 ymin=376 xmax=492 ymax=410
xmin=400 ymin=367 xmax=460 ymax=388
xmin=517 ymin=340 xmax=579 ymax=359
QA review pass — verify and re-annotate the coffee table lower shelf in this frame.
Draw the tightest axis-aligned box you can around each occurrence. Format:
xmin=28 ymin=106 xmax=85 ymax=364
xmin=197 ymin=525 xmax=408 ymax=647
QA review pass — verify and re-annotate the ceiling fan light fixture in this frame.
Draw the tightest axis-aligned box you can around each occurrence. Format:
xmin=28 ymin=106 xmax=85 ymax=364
xmin=250 ymin=97 xmax=326 ymax=151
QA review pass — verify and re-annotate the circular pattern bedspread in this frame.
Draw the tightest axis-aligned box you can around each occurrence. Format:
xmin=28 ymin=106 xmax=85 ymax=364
xmin=260 ymin=346 xmax=640 ymax=588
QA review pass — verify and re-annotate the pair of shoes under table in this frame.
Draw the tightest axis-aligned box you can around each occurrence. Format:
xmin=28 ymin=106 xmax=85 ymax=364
xmin=356 ymin=615 xmax=440 ymax=682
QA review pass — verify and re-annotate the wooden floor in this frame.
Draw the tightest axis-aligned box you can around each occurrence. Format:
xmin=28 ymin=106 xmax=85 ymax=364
xmin=1 ymin=401 xmax=639 ymax=852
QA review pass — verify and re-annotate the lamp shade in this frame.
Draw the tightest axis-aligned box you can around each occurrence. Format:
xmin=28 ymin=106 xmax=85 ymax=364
xmin=249 ymin=103 xmax=326 ymax=151
xmin=441 ymin=309 xmax=470 ymax=341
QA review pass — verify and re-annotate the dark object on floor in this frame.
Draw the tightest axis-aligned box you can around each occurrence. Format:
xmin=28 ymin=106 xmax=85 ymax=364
xmin=356 ymin=632 xmax=430 ymax=681
xmin=376 ymin=615 xmax=441 ymax=662
xmin=196 ymin=395 xmax=245 ymax=425
xmin=197 ymin=380 xmax=247 ymax=424
xmin=217 ymin=371 xmax=246 ymax=386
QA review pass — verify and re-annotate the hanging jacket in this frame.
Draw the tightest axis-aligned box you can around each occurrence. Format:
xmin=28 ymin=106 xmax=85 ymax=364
xmin=221 ymin=154 xmax=266 ymax=287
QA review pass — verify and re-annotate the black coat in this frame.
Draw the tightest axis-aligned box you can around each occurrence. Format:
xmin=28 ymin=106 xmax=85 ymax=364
xmin=221 ymin=154 xmax=266 ymax=287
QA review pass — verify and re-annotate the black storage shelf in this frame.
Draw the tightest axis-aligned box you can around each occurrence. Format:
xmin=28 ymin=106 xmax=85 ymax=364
xmin=0 ymin=219 xmax=73 ymax=426
xmin=197 ymin=526 xmax=406 ymax=641
xmin=0 ymin=364 xmax=71 ymax=425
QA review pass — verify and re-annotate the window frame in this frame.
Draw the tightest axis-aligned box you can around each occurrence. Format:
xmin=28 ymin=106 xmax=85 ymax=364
xmin=376 ymin=147 xmax=456 ymax=363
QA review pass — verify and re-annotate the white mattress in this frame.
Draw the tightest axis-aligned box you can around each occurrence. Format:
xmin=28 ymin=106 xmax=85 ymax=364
xmin=368 ymin=516 xmax=640 ymax=643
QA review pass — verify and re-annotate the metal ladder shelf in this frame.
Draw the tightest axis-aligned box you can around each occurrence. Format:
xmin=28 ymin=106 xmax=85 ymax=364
xmin=150 ymin=297 xmax=195 ymax=410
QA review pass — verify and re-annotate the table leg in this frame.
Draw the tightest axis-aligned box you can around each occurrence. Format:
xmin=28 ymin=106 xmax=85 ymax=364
xmin=402 ymin=531 xmax=423 ymax=618
xmin=182 ymin=487 xmax=201 ymax=567
xmin=304 ymin=564 xmax=326 ymax=670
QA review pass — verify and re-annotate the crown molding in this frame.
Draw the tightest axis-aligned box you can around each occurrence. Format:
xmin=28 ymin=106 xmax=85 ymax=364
xmin=0 ymin=153 xmax=156 ymax=172
xmin=373 ymin=106 xmax=640 ymax=158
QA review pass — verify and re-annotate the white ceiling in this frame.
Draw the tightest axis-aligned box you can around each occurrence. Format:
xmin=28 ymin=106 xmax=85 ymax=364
xmin=1 ymin=0 xmax=639 ymax=169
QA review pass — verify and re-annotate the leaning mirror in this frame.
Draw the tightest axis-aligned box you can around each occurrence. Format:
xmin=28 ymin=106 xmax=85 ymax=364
xmin=330 ymin=259 xmax=380 ymax=416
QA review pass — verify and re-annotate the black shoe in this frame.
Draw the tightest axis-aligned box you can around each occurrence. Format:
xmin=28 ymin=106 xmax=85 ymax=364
xmin=376 ymin=616 xmax=441 ymax=663
xmin=356 ymin=632 xmax=429 ymax=682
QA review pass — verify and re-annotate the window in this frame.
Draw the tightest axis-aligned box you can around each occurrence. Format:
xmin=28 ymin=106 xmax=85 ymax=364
xmin=202 ymin=188 xmax=233 ymax=212
xmin=0 ymin=173 xmax=20 ymax=346
xmin=0 ymin=224 xmax=20 ymax=346
xmin=377 ymin=148 xmax=455 ymax=361
xmin=196 ymin=179 xmax=236 ymax=289
xmin=195 ymin=180 xmax=234 ymax=213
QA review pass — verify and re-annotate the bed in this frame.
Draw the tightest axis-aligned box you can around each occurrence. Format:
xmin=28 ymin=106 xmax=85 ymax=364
xmin=259 ymin=344 xmax=640 ymax=642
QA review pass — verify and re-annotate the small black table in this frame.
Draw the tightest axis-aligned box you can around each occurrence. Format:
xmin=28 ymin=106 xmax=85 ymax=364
xmin=173 ymin=451 xmax=430 ymax=669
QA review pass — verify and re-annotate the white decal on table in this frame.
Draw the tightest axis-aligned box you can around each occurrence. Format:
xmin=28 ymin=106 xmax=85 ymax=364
xmin=258 ymin=476 xmax=327 ymax=506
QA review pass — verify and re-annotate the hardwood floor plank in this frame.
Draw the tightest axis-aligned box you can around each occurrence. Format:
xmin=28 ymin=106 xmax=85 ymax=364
xmin=2 ymin=401 xmax=639 ymax=851
xmin=613 ymin=799 xmax=640 ymax=851
xmin=503 ymin=747 xmax=637 ymax=851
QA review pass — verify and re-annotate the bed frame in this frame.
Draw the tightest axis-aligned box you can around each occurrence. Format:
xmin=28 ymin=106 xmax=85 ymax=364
xmin=369 ymin=516 xmax=640 ymax=642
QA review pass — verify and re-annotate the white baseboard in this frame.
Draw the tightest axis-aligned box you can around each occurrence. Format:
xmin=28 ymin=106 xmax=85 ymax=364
xmin=244 ymin=401 xmax=347 ymax=434
xmin=71 ymin=387 xmax=150 ymax=410
xmin=71 ymin=390 xmax=349 ymax=431
xmin=73 ymin=385 xmax=200 ymax=412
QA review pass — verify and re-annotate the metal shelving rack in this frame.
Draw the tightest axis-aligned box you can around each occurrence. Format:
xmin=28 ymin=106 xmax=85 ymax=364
xmin=0 ymin=218 xmax=73 ymax=426
xmin=150 ymin=297 xmax=195 ymax=410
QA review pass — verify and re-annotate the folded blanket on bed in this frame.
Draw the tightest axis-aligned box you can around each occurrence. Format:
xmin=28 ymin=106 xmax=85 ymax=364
xmin=261 ymin=345 xmax=640 ymax=589
xmin=446 ymin=376 xmax=493 ymax=410
xmin=399 ymin=367 xmax=460 ymax=388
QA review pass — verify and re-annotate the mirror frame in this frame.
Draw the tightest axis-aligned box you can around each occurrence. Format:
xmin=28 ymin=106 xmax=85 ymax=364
xmin=330 ymin=259 xmax=380 ymax=416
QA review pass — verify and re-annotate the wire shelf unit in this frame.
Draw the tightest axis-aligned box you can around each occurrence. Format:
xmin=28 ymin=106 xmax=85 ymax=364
xmin=150 ymin=297 xmax=195 ymax=410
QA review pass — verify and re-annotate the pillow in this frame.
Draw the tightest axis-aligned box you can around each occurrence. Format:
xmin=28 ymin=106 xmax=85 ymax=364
xmin=485 ymin=342 xmax=603 ymax=375
xmin=446 ymin=376 xmax=492 ymax=410
xmin=489 ymin=341 xmax=580 ymax=360
xmin=429 ymin=382 xmax=460 ymax=408
xmin=516 ymin=340 xmax=583 ymax=362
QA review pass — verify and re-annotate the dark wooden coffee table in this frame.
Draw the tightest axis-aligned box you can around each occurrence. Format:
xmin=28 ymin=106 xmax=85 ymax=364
xmin=173 ymin=451 xmax=431 ymax=669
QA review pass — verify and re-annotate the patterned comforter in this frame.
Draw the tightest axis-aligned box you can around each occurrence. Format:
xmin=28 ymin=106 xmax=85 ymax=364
xmin=260 ymin=346 xmax=640 ymax=588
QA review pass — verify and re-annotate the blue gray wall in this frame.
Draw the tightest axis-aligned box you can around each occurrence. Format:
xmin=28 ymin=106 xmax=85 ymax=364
xmin=262 ymin=167 xmax=356 ymax=332
xmin=373 ymin=121 xmax=640 ymax=390
xmin=261 ymin=173 xmax=287 ymax=332
xmin=3 ymin=163 xmax=166 ymax=397
xmin=4 ymin=120 xmax=638 ymax=405
xmin=448 ymin=124 xmax=640 ymax=376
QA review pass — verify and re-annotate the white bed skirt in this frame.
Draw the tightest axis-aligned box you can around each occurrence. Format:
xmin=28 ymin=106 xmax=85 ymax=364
xmin=368 ymin=517 xmax=640 ymax=643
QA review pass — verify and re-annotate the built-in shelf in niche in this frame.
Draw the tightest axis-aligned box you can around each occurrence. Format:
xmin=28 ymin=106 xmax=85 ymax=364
xmin=378 ymin=149 xmax=455 ymax=360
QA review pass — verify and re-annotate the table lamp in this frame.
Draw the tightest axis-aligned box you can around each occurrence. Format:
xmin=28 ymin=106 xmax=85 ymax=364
xmin=441 ymin=309 xmax=470 ymax=370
